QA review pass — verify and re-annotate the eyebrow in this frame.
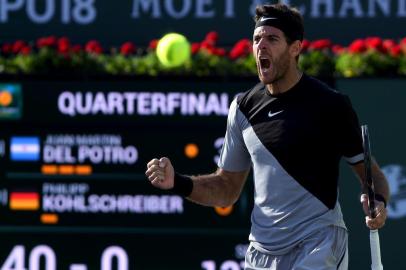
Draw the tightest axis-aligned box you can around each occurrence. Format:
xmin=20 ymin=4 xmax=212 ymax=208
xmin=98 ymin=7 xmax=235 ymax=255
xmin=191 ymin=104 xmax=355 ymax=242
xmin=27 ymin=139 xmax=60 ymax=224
xmin=253 ymin=33 xmax=281 ymax=39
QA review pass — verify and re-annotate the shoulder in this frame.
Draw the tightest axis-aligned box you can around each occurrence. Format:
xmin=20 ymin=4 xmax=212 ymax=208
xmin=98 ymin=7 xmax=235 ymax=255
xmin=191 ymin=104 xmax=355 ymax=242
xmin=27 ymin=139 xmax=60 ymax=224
xmin=236 ymin=82 xmax=266 ymax=112
xmin=304 ymin=75 xmax=349 ymax=106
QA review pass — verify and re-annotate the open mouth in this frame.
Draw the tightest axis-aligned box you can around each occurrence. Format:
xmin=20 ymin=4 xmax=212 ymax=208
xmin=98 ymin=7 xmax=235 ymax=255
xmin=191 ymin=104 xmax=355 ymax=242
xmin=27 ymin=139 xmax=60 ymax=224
xmin=259 ymin=57 xmax=271 ymax=70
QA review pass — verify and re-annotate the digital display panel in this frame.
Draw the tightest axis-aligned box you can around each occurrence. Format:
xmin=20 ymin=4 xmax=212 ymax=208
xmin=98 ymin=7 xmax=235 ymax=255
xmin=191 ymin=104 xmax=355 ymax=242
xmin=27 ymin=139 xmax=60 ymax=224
xmin=0 ymin=79 xmax=256 ymax=270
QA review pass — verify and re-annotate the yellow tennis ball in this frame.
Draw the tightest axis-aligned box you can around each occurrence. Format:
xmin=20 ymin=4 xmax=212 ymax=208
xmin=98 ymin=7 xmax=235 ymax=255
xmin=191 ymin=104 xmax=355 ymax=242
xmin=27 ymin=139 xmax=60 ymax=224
xmin=156 ymin=33 xmax=191 ymax=68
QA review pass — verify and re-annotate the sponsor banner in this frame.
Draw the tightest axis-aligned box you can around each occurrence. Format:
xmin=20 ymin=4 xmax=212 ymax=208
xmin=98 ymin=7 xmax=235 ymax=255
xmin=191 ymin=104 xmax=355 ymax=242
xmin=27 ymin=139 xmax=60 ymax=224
xmin=1 ymin=1 xmax=406 ymax=46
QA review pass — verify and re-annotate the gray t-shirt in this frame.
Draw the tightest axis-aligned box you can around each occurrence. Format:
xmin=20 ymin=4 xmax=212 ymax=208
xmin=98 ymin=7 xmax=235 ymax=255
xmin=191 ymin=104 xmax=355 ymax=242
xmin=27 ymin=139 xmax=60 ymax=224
xmin=218 ymin=75 xmax=363 ymax=254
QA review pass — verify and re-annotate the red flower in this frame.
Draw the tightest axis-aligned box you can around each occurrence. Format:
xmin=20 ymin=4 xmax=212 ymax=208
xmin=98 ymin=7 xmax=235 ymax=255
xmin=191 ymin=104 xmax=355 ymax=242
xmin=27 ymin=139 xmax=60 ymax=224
xmin=400 ymin=37 xmax=406 ymax=54
xmin=205 ymin=31 xmax=219 ymax=44
xmin=148 ymin=39 xmax=159 ymax=50
xmin=214 ymin=48 xmax=226 ymax=57
xmin=365 ymin=37 xmax=385 ymax=53
xmin=57 ymin=37 xmax=70 ymax=53
xmin=191 ymin=43 xmax=200 ymax=54
xmin=332 ymin=45 xmax=345 ymax=54
xmin=301 ymin=39 xmax=310 ymax=52
xmin=200 ymin=40 xmax=216 ymax=54
xmin=348 ymin=39 xmax=367 ymax=53
xmin=120 ymin=42 xmax=136 ymax=56
xmin=200 ymin=40 xmax=213 ymax=50
xmin=229 ymin=39 xmax=252 ymax=59
xmin=382 ymin=39 xmax=396 ymax=50
xmin=37 ymin=36 xmax=57 ymax=48
xmin=85 ymin=40 xmax=103 ymax=54
xmin=12 ymin=40 xmax=26 ymax=54
xmin=309 ymin=39 xmax=332 ymax=50
xmin=390 ymin=45 xmax=401 ymax=57
xmin=20 ymin=46 xmax=31 ymax=55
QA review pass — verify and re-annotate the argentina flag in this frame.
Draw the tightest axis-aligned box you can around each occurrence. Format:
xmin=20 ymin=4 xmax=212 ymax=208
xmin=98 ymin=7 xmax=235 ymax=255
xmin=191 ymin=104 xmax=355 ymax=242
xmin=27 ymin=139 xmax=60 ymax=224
xmin=10 ymin=137 xmax=40 ymax=161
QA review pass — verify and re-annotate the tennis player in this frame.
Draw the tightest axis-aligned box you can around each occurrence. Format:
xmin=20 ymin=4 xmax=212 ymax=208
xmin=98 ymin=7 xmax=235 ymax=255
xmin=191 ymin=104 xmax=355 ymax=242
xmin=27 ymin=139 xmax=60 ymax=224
xmin=146 ymin=3 xmax=390 ymax=269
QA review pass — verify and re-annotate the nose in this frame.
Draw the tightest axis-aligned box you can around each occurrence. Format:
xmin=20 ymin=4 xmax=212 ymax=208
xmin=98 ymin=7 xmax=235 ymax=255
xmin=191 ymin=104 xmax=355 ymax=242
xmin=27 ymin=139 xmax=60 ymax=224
xmin=257 ymin=38 xmax=267 ymax=51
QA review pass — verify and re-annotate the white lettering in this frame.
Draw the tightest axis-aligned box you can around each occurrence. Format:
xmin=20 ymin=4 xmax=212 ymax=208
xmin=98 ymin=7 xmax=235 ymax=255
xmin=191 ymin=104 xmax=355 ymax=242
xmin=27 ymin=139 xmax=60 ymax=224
xmin=0 ymin=0 xmax=95 ymax=24
xmin=398 ymin=0 xmax=406 ymax=16
xmin=92 ymin=92 xmax=108 ymax=115
xmin=206 ymin=93 xmax=221 ymax=115
xmin=43 ymin=145 xmax=76 ymax=163
xmin=167 ymin=92 xmax=181 ymax=114
xmin=77 ymin=145 xmax=138 ymax=164
xmin=196 ymin=0 xmax=214 ymax=18
xmin=62 ymin=0 xmax=70 ymax=23
xmin=224 ymin=0 xmax=234 ymax=17
xmin=220 ymin=93 xmax=229 ymax=115
xmin=311 ymin=0 xmax=334 ymax=18
xmin=72 ymin=0 xmax=96 ymax=24
xmin=43 ymin=183 xmax=89 ymax=194
xmin=58 ymin=91 xmax=76 ymax=116
xmin=188 ymin=93 xmax=204 ymax=115
xmin=131 ymin=0 xmax=160 ymax=18
xmin=123 ymin=92 xmax=137 ymax=114
xmin=76 ymin=92 xmax=92 ymax=115
xmin=58 ymin=91 xmax=231 ymax=117
xmin=339 ymin=0 xmax=364 ymax=17
xmin=26 ymin=0 xmax=54 ymax=23
xmin=150 ymin=92 xmax=166 ymax=114
xmin=250 ymin=0 xmax=305 ymax=16
xmin=43 ymin=194 xmax=184 ymax=214
xmin=181 ymin=93 xmax=188 ymax=115
xmin=0 ymin=0 xmax=24 ymax=22
xmin=368 ymin=0 xmax=390 ymax=17
xmin=108 ymin=92 xmax=124 ymax=114
xmin=137 ymin=92 xmax=151 ymax=115
xmin=165 ymin=0 xmax=191 ymax=19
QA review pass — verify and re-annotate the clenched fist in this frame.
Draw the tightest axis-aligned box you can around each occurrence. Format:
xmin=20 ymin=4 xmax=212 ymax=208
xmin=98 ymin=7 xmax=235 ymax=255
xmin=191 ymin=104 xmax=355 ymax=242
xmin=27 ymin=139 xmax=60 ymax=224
xmin=360 ymin=194 xmax=387 ymax=230
xmin=145 ymin=157 xmax=175 ymax=190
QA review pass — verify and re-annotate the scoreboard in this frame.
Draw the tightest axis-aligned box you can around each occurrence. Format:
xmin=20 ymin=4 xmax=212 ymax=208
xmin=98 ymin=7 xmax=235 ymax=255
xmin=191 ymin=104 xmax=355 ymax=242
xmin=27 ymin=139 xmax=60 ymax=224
xmin=0 ymin=78 xmax=257 ymax=270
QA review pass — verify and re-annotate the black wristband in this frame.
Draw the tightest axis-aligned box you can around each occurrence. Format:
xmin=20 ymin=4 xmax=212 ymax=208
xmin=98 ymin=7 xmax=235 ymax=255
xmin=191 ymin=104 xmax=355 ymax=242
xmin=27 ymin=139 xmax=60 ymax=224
xmin=375 ymin=193 xmax=387 ymax=208
xmin=171 ymin=172 xmax=193 ymax=197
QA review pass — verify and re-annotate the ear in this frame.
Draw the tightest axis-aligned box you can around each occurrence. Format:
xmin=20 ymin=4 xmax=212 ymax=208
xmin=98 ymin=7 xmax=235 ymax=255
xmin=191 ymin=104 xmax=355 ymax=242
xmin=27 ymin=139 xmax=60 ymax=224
xmin=290 ymin=40 xmax=302 ymax=58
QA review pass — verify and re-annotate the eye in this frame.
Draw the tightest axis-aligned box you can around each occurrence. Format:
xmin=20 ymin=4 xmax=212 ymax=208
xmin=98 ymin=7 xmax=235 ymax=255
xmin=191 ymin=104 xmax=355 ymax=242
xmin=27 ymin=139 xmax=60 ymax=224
xmin=253 ymin=36 xmax=260 ymax=43
xmin=268 ymin=36 xmax=278 ymax=42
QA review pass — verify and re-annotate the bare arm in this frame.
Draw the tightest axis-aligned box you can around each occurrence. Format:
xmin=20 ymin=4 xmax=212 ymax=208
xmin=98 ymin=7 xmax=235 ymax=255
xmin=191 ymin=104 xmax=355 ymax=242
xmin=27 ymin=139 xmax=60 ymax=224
xmin=351 ymin=158 xmax=390 ymax=202
xmin=146 ymin=157 xmax=250 ymax=207
xmin=351 ymin=158 xmax=390 ymax=229
xmin=188 ymin=168 xmax=250 ymax=207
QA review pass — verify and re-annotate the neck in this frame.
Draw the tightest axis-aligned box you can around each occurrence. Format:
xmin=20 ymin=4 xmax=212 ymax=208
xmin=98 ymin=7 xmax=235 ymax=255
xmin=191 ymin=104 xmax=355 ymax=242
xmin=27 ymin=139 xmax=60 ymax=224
xmin=267 ymin=68 xmax=303 ymax=95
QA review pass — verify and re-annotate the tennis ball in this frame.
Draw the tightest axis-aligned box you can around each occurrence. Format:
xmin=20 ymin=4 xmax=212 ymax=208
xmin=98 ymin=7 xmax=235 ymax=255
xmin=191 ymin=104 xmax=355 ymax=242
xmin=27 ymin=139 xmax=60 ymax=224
xmin=156 ymin=33 xmax=191 ymax=68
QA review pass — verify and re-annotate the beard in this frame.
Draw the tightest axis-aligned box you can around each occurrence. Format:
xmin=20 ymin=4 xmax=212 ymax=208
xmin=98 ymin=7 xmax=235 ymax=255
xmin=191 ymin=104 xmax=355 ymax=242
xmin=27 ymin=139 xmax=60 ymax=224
xmin=257 ymin=48 xmax=291 ymax=85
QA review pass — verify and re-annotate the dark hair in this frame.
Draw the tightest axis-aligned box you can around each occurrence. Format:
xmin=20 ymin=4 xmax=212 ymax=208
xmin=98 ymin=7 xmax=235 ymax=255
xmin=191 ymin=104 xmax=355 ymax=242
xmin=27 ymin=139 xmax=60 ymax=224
xmin=254 ymin=3 xmax=304 ymax=44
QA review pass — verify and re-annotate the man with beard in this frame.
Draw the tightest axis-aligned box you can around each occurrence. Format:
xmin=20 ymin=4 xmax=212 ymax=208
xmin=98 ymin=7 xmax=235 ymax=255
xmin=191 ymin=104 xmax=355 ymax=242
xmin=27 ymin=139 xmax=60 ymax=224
xmin=145 ymin=3 xmax=389 ymax=269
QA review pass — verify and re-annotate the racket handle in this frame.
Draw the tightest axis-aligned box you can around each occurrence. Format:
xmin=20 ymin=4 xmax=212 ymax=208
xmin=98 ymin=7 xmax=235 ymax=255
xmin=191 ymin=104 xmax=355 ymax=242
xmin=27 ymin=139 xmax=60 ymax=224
xmin=370 ymin=229 xmax=383 ymax=270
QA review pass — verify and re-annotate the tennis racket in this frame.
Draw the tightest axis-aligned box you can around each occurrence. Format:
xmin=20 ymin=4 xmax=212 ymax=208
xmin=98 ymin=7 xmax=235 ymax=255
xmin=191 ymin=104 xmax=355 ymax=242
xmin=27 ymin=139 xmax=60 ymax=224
xmin=361 ymin=125 xmax=383 ymax=270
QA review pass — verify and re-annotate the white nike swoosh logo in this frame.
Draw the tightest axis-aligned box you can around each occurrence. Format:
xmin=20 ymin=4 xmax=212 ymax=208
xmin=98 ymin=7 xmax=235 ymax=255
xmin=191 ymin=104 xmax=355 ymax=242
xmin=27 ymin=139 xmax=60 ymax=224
xmin=268 ymin=110 xmax=283 ymax=118
xmin=260 ymin=17 xmax=277 ymax=22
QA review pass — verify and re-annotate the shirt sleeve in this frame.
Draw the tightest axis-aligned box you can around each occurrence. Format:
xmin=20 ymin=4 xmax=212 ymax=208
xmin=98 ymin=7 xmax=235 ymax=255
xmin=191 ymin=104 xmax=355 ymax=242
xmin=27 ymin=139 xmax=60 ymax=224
xmin=217 ymin=98 xmax=252 ymax=171
xmin=337 ymin=94 xmax=364 ymax=165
